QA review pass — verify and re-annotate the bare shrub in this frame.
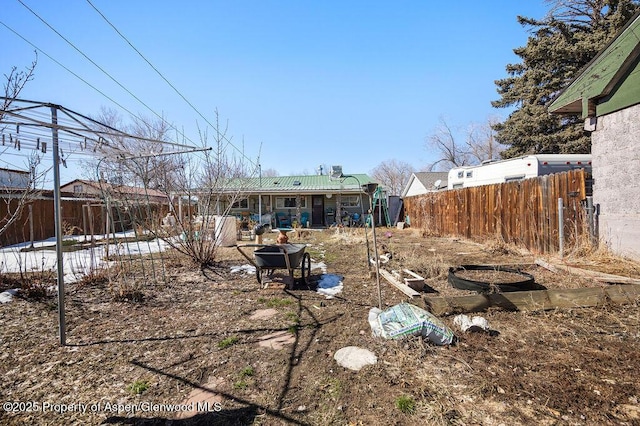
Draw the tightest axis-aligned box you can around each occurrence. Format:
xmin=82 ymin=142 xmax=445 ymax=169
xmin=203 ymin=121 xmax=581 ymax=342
xmin=75 ymin=267 xmax=111 ymax=290
xmin=483 ymin=235 xmax=522 ymax=256
xmin=397 ymin=247 xmax=449 ymax=280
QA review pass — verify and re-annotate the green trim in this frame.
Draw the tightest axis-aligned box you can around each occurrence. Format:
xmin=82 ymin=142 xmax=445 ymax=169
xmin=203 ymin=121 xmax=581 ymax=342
xmin=549 ymin=13 xmax=640 ymax=118
xmin=596 ymin=55 xmax=640 ymax=116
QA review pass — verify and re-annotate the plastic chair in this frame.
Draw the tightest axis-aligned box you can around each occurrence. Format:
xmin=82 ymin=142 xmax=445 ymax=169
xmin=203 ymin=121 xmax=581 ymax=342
xmin=300 ymin=212 xmax=310 ymax=228
xmin=276 ymin=212 xmax=291 ymax=228
xmin=352 ymin=212 xmax=361 ymax=227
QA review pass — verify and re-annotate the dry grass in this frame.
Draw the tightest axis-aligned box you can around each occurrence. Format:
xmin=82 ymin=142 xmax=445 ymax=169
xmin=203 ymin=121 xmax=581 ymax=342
xmin=396 ymin=247 xmax=449 ymax=280
xmin=565 ymin=241 xmax=640 ymax=277
xmin=483 ymin=235 xmax=526 ymax=256
xmin=1 ymin=228 xmax=639 ymax=425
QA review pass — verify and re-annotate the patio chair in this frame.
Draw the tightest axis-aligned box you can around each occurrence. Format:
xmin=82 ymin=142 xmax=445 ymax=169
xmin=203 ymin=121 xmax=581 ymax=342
xmin=300 ymin=212 xmax=310 ymax=228
xmin=351 ymin=212 xmax=361 ymax=227
xmin=276 ymin=212 xmax=291 ymax=228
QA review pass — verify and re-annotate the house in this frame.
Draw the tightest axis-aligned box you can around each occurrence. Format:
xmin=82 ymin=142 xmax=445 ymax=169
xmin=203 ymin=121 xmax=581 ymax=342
xmin=209 ymin=171 xmax=381 ymax=228
xmin=0 ymin=167 xmax=30 ymax=189
xmin=549 ymin=11 xmax=640 ymax=259
xmin=61 ymin=179 xmax=168 ymax=205
xmin=60 ymin=179 xmax=170 ymax=234
xmin=401 ymin=172 xmax=448 ymax=197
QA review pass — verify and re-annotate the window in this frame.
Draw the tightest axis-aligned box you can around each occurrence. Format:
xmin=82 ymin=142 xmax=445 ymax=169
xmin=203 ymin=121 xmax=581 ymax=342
xmin=231 ymin=199 xmax=248 ymax=209
xmin=276 ymin=197 xmax=306 ymax=209
xmin=73 ymin=184 xmax=83 ymax=193
xmin=457 ymin=171 xmax=464 ymax=178
xmin=466 ymin=171 xmax=473 ymax=178
xmin=339 ymin=195 xmax=361 ymax=207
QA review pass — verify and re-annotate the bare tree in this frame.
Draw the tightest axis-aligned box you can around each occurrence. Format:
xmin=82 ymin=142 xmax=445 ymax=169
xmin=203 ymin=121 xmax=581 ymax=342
xmin=260 ymin=168 xmax=279 ymax=178
xmin=465 ymin=116 xmax=507 ymax=164
xmin=370 ymin=159 xmax=414 ymax=196
xmin=87 ymin=107 xmax=184 ymax=191
xmin=425 ymin=117 xmax=473 ymax=171
xmin=1 ymin=53 xmax=37 ymax=122
xmin=426 ymin=116 xmax=507 ymax=171
xmin=153 ymin=110 xmax=259 ymax=266
xmin=1 ymin=54 xmax=43 ymax=242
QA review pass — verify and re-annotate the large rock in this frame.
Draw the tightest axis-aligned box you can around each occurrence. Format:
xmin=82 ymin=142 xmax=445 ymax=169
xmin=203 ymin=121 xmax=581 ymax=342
xmin=333 ymin=346 xmax=377 ymax=371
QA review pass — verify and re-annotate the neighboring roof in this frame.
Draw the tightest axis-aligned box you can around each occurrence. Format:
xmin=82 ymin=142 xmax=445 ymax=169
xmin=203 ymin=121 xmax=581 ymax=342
xmin=401 ymin=172 xmax=448 ymax=198
xmin=549 ymin=11 xmax=640 ymax=118
xmin=60 ymin=179 xmax=101 ymax=192
xmin=0 ymin=167 xmax=29 ymax=175
xmin=61 ymin=179 xmax=167 ymax=199
xmin=216 ymin=173 xmax=378 ymax=194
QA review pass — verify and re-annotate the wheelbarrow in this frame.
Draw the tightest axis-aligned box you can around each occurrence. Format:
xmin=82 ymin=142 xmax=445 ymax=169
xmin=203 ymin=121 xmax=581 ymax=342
xmin=236 ymin=243 xmax=311 ymax=289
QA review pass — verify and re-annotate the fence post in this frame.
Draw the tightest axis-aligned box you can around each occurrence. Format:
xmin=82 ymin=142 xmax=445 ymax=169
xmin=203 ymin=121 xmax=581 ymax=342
xmin=29 ymin=204 xmax=34 ymax=249
xmin=558 ymin=198 xmax=564 ymax=258
xmin=585 ymin=196 xmax=596 ymax=247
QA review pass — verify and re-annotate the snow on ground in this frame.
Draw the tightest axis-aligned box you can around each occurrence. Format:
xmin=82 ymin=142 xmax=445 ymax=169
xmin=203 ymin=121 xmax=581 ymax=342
xmin=1 ymin=234 xmax=343 ymax=301
xmin=0 ymin=232 xmax=170 ymax=284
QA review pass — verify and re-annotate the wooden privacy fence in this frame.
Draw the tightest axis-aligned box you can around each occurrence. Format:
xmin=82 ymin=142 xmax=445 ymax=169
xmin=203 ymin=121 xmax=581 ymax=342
xmin=403 ymin=169 xmax=589 ymax=254
xmin=0 ymin=194 xmax=168 ymax=247
xmin=0 ymin=196 xmax=104 ymax=247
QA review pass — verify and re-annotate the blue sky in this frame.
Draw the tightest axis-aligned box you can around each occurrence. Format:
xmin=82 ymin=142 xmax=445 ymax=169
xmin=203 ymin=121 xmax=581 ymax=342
xmin=1 ymin=1 xmax=549 ymax=184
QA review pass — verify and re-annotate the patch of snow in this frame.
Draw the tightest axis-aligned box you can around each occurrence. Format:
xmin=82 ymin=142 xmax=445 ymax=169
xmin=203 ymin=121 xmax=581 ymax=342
xmin=311 ymin=261 xmax=327 ymax=273
xmin=230 ymin=264 xmax=256 ymax=274
xmin=0 ymin=232 xmax=169 ymax=284
xmin=0 ymin=288 xmax=19 ymax=303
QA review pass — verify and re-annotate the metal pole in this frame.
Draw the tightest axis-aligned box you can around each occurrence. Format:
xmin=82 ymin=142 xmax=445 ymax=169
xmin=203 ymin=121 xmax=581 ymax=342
xmin=558 ymin=197 xmax=564 ymax=258
xmin=586 ymin=196 xmax=595 ymax=247
xmin=370 ymin=204 xmax=383 ymax=310
xmin=258 ymin=164 xmax=262 ymax=224
xmin=51 ymin=105 xmax=66 ymax=346
xmin=28 ymin=204 xmax=34 ymax=249
xmin=82 ymin=205 xmax=88 ymax=243
xmin=105 ymin=196 xmax=110 ymax=259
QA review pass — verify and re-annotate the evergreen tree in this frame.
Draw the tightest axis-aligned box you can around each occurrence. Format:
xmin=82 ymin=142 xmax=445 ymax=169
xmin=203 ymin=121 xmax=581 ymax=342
xmin=492 ymin=0 xmax=640 ymax=158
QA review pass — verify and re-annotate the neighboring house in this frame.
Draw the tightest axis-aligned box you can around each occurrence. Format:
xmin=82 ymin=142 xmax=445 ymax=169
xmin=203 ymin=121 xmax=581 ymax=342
xmin=210 ymin=171 xmax=380 ymax=228
xmin=0 ymin=167 xmax=30 ymax=189
xmin=401 ymin=172 xmax=448 ymax=198
xmin=61 ymin=179 xmax=168 ymax=205
xmin=549 ymin=11 xmax=640 ymax=260
xmin=61 ymin=179 xmax=169 ymax=233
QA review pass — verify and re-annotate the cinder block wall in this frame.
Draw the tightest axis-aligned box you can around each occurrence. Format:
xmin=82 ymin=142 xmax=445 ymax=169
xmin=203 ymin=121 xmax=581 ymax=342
xmin=592 ymin=103 xmax=640 ymax=260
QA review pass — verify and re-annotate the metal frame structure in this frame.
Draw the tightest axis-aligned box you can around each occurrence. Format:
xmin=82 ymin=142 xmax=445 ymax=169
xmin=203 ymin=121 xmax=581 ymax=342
xmin=1 ymin=97 xmax=206 ymax=345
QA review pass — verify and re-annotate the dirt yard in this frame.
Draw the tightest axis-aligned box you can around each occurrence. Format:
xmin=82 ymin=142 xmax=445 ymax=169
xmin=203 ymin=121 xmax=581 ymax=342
xmin=1 ymin=228 xmax=639 ymax=425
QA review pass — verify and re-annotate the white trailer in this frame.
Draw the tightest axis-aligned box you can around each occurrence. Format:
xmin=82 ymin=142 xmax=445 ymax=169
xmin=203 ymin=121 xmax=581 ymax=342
xmin=447 ymin=154 xmax=592 ymax=190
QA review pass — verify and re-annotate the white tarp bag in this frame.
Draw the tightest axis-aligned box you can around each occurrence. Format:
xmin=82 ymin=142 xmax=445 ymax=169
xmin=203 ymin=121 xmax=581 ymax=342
xmin=368 ymin=302 xmax=455 ymax=345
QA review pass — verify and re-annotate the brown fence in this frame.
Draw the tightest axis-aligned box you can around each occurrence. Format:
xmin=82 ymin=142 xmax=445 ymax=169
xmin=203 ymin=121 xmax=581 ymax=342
xmin=0 ymin=196 xmax=103 ymax=247
xmin=403 ymin=169 xmax=589 ymax=254
xmin=1 ymin=194 xmax=168 ymax=247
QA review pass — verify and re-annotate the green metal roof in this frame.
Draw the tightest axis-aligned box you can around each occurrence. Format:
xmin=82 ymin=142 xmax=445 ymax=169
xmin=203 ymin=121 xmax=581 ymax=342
xmin=218 ymin=173 xmax=377 ymax=193
xmin=549 ymin=12 xmax=640 ymax=118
